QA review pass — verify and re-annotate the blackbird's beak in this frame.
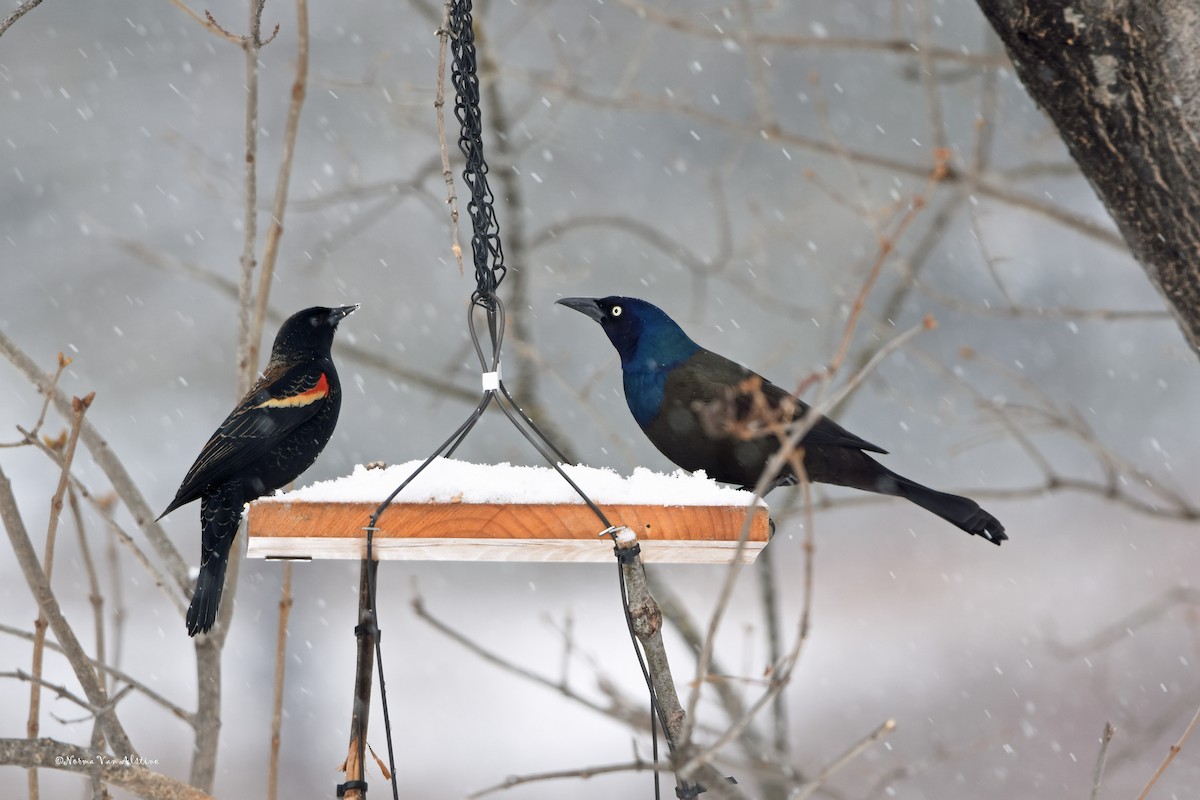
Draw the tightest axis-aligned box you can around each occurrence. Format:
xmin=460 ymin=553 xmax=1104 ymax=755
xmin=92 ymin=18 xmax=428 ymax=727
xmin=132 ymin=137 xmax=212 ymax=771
xmin=556 ymin=297 xmax=605 ymax=323
xmin=328 ymin=304 xmax=360 ymax=326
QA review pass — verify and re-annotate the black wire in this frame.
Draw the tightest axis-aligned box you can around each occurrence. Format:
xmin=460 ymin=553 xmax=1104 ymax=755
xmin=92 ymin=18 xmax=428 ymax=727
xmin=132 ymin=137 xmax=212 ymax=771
xmin=364 ymin=529 xmax=400 ymax=800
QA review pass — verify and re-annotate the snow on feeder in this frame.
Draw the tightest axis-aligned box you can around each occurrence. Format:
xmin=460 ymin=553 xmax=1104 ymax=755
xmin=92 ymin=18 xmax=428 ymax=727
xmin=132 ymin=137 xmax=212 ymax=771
xmin=246 ymin=458 xmax=770 ymax=564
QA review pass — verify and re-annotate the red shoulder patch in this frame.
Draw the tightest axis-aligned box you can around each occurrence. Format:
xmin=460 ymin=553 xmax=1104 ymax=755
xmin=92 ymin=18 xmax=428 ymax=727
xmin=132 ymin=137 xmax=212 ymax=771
xmin=255 ymin=373 xmax=329 ymax=409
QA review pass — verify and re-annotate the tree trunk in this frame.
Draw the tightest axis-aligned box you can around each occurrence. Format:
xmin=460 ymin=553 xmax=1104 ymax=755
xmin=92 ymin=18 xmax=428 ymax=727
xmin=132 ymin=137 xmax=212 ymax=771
xmin=975 ymin=1 xmax=1200 ymax=356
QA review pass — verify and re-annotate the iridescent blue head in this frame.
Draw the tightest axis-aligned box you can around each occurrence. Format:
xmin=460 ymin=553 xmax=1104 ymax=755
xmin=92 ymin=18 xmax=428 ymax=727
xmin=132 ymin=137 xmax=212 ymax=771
xmin=556 ymin=296 xmax=699 ymax=369
xmin=556 ymin=296 xmax=700 ymax=427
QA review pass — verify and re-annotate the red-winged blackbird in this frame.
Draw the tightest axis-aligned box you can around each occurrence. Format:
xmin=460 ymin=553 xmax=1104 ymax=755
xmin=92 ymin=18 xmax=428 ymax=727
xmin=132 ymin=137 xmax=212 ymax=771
xmin=160 ymin=305 xmax=358 ymax=635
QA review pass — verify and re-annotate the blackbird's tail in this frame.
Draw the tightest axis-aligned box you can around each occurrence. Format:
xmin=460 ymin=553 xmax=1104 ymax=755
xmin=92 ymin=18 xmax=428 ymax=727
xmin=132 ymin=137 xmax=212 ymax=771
xmin=187 ymin=484 xmax=245 ymax=636
xmin=875 ymin=467 xmax=1007 ymax=545
xmin=187 ymin=557 xmax=228 ymax=636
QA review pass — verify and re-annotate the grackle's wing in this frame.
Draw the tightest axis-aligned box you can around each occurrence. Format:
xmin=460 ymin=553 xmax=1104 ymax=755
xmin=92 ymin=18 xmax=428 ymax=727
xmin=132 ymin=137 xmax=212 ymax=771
xmin=686 ymin=349 xmax=888 ymax=454
xmin=160 ymin=362 xmax=331 ymax=516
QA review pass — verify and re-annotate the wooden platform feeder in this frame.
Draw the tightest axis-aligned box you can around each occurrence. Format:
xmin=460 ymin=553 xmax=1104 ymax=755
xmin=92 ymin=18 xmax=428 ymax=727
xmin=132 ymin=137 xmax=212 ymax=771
xmin=246 ymin=458 xmax=770 ymax=564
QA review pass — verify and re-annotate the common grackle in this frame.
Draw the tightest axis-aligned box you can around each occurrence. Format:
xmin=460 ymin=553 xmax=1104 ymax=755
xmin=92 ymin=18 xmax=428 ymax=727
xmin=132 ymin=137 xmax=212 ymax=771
xmin=160 ymin=304 xmax=358 ymax=635
xmin=557 ymin=296 xmax=1005 ymax=544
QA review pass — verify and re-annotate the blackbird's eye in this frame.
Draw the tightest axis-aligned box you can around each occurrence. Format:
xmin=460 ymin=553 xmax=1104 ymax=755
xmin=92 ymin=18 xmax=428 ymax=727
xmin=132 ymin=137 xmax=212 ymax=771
xmin=610 ymin=305 xmax=623 ymax=318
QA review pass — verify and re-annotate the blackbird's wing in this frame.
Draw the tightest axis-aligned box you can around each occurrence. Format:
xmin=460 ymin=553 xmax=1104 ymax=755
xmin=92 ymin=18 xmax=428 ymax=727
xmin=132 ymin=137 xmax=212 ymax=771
xmin=161 ymin=363 xmax=331 ymax=516
xmin=687 ymin=349 xmax=888 ymax=454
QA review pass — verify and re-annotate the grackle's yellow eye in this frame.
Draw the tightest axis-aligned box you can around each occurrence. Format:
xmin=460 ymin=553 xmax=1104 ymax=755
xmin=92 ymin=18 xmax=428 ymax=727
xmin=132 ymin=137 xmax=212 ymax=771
xmin=611 ymin=305 xmax=623 ymax=317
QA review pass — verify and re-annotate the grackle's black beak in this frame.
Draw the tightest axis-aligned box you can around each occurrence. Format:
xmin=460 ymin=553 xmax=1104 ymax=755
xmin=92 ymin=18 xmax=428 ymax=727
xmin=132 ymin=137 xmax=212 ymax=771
xmin=556 ymin=297 xmax=605 ymax=323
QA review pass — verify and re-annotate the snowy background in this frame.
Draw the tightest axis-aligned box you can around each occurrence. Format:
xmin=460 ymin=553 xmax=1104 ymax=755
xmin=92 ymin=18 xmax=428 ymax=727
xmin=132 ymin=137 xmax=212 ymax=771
xmin=2 ymin=1 xmax=1199 ymax=798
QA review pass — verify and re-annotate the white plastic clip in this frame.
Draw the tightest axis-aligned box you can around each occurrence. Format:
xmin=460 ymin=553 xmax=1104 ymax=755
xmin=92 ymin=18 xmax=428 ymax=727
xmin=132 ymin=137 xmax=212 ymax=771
xmin=482 ymin=363 xmax=502 ymax=392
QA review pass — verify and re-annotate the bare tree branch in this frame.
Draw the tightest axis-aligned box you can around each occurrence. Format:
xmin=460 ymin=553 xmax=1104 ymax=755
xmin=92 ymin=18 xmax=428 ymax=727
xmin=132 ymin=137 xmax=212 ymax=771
xmin=1135 ymin=703 xmax=1200 ymax=800
xmin=27 ymin=391 xmax=92 ymax=800
xmin=249 ymin=0 xmax=310 ymax=375
xmin=793 ymin=719 xmax=897 ymax=800
xmin=0 ymin=465 xmax=135 ymax=759
xmin=614 ymin=0 xmax=1008 ymax=67
xmin=166 ymin=0 xmax=242 ymax=44
xmin=266 ymin=562 xmax=293 ymax=800
xmin=0 ymin=622 xmax=193 ymax=724
xmin=0 ymin=332 xmax=191 ymax=592
xmin=1090 ymin=722 xmax=1115 ymax=800
xmin=0 ymin=0 xmax=44 ymax=39
xmin=468 ymin=758 xmax=669 ymax=799
xmin=435 ymin=0 xmax=464 ymax=273
xmin=515 ymin=70 xmax=1126 ymax=251
xmin=0 ymin=738 xmax=212 ymax=800
xmin=14 ymin=424 xmax=188 ymax=617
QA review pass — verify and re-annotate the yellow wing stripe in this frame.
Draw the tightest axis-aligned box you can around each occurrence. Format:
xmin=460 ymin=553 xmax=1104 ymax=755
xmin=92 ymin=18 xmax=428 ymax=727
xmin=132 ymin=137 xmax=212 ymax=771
xmin=254 ymin=373 xmax=329 ymax=409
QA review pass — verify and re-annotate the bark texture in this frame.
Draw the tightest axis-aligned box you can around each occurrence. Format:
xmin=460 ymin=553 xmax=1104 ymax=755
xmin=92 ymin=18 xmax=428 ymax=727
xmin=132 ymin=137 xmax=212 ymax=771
xmin=976 ymin=1 xmax=1200 ymax=355
xmin=0 ymin=738 xmax=213 ymax=800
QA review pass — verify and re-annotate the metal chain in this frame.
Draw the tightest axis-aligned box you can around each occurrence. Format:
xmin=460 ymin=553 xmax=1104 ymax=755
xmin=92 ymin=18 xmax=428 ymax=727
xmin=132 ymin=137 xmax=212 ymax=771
xmin=449 ymin=0 xmax=506 ymax=309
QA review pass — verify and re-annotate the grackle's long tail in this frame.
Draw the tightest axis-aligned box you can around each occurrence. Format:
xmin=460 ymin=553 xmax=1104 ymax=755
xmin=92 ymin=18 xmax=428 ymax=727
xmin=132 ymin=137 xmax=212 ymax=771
xmin=875 ymin=467 xmax=1006 ymax=545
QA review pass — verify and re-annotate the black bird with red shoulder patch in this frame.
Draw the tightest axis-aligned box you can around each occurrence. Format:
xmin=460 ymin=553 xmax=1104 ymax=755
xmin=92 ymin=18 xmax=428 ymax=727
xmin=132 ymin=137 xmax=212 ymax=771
xmin=160 ymin=305 xmax=358 ymax=635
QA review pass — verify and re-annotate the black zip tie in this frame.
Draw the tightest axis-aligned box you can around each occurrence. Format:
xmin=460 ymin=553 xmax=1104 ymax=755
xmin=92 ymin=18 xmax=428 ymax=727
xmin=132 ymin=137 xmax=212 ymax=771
xmin=337 ymin=780 xmax=368 ymax=797
xmin=613 ymin=541 xmax=642 ymax=565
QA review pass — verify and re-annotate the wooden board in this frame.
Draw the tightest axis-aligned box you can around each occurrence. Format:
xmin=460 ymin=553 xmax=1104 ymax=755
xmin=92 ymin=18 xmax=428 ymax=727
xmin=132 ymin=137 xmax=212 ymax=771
xmin=246 ymin=500 xmax=769 ymax=564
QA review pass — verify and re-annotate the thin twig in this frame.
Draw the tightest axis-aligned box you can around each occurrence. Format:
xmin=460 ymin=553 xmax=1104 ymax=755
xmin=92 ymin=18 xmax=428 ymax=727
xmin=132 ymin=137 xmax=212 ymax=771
xmin=1046 ymin=587 xmax=1200 ymax=660
xmin=104 ymin=486 xmax=126 ymax=692
xmin=70 ymin=484 xmax=109 ymax=799
xmin=0 ymin=622 xmax=193 ymax=724
xmin=0 ymin=331 xmax=192 ymax=592
xmin=26 ymin=392 xmax=92 ymax=800
xmin=612 ymin=0 xmax=1007 ymax=67
xmin=1090 ymin=721 xmax=1115 ymax=800
xmin=266 ymin=562 xmax=293 ymax=800
xmin=754 ymin=545 xmax=788 ymax=760
xmin=4 ymin=669 xmax=128 ymax=717
xmin=249 ymin=0 xmax=310 ymax=374
xmin=822 ymin=154 xmax=947 ymax=381
xmin=680 ymin=480 xmax=813 ymax=783
xmin=0 ymin=466 xmax=135 ymax=758
xmin=412 ymin=593 xmax=639 ymax=725
xmin=15 ymin=425 xmax=188 ymax=616
xmin=516 ymin=71 xmax=1126 ymax=251
xmin=114 ymin=235 xmax=480 ymax=403
xmin=236 ymin=0 xmax=268 ymax=396
xmin=435 ymin=0 xmax=465 ymax=272
xmin=1135 ymin=702 xmax=1200 ymax=800
xmin=735 ymin=0 xmax=775 ymax=132
xmin=0 ymin=352 xmax=70 ymax=448
xmin=792 ymin=719 xmax=898 ymax=800
xmin=915 ymin=0 xmax=946 ymax=151
xmin=468 ymin=758 xmax=670 ymax=799
xmin=166 ymin=0 xmax=244 ymax=44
